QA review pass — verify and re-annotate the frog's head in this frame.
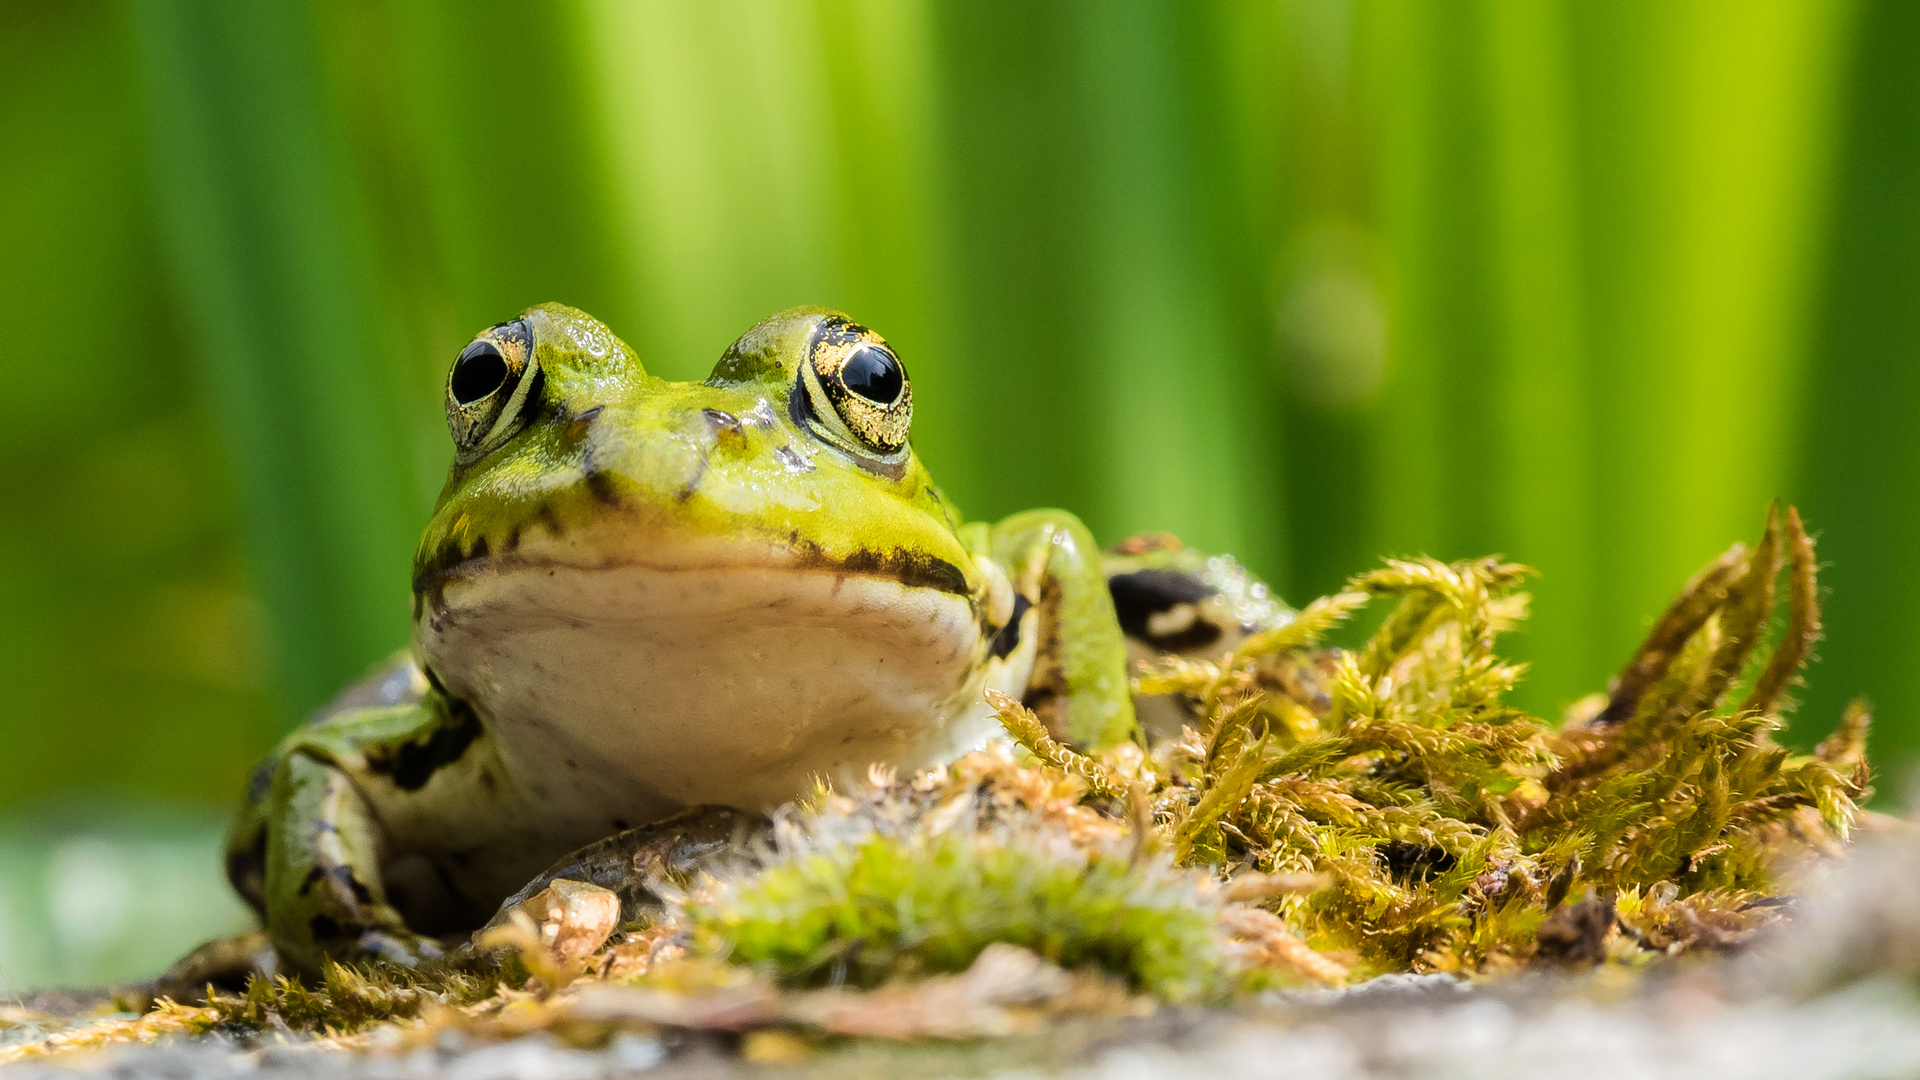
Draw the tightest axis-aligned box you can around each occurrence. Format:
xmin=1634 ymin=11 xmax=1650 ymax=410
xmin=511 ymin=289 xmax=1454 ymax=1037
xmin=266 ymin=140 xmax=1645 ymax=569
xmin=415 ymin=303 xmax=975 ymax=614
xmin=411 ymin=307 xmax=994 ymax=793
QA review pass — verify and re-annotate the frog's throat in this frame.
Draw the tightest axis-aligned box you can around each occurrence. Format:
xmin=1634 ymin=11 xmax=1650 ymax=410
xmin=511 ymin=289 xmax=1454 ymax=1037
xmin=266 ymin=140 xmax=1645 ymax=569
xmin=411 ymin=557 xmax=1002 ymax=824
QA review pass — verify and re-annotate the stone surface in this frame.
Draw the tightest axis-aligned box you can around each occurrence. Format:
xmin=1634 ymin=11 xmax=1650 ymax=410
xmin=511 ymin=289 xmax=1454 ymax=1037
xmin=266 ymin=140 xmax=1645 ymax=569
xmin=11 ymin=829 xmax=1920 ymax=1079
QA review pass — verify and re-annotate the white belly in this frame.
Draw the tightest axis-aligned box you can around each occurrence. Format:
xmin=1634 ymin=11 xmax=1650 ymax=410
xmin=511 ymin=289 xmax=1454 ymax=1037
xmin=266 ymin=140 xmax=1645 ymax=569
xmin=416 ymin=559 xmax=1007 ymax=837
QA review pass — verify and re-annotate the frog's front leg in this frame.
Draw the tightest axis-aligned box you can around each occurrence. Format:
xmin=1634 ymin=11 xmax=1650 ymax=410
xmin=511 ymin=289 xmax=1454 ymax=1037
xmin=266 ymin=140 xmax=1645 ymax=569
xmin=985 ymin=509 xmax=1137 ymax=748
xmin=227 ymin=700 xmax=466 ymax=972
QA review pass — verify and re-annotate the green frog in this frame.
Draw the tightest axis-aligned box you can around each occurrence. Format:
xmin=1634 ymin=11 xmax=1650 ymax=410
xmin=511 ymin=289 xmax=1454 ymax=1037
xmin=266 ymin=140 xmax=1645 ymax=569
xmin=226 ymin=304 xmax=1290 ymax=971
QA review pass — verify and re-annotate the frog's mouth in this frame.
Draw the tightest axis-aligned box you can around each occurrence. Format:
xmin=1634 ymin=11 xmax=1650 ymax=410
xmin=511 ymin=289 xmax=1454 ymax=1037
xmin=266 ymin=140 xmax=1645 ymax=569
xmin=411 ymin=508 xmax=972 ymax=620
xmin=410 ymin=527 xmax=997 ymax=821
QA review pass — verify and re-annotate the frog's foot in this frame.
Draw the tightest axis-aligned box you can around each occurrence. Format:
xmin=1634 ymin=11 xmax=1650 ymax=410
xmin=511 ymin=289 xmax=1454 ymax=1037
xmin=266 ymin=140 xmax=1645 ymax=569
xmin=156 ymin=931 xmax=279 ymax=1001
xmin=470 ymin=806 xmax=769 ymax=949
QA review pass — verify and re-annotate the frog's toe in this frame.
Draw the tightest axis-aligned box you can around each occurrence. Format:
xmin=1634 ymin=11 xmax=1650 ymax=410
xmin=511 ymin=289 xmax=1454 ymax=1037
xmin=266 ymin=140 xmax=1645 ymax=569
xmin=352 ymin=929 xmax=445 ymax=968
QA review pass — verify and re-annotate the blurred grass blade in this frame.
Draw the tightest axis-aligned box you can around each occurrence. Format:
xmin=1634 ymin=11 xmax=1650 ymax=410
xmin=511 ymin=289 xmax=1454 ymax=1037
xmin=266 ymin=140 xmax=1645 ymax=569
xmin=129 ymin=0 xmax=423 ymax=723
xmin=1796 ymin=0 xmax=1920 ymax=763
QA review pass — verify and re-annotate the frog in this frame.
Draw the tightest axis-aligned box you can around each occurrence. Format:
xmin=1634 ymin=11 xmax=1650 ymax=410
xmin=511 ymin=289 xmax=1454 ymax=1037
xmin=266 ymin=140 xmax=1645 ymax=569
xmin=225 ymin=304 xmax=1294 ymax=972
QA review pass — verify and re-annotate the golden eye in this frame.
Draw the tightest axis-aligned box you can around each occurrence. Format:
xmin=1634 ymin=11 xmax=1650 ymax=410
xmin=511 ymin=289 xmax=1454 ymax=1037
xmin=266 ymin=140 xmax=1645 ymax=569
xmin=445 ymin=317 xmax=540 ymax=460
xmin=798 ymin=318 xmax=912 ymax=463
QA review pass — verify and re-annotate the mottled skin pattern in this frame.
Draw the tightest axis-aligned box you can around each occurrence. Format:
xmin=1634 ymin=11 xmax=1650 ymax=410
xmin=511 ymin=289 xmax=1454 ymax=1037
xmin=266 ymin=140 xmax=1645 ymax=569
xmin=225 ymin=305 xmax=1291 ymax=972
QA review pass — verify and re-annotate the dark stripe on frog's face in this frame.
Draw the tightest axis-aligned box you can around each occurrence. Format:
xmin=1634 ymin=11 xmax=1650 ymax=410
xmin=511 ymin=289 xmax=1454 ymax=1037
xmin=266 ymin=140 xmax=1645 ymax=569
xmin=413 ymin=513 xmax=972 ymax=612
xmin=412 ymin=536 xmax=974 ymax=639
xmin=795 ymin=541 xmax=970 ymax=596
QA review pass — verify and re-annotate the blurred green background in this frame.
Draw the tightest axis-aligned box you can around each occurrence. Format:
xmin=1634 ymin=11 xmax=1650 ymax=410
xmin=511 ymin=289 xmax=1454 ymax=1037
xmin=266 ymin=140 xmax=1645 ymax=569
xmin=4 ymin=0 xmax=1917 ymax=990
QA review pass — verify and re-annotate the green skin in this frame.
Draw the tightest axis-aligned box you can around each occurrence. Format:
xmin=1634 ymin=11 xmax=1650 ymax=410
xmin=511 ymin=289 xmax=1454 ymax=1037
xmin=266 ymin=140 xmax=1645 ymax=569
xmin=227 ymin=304 xmax=1279 ymax=971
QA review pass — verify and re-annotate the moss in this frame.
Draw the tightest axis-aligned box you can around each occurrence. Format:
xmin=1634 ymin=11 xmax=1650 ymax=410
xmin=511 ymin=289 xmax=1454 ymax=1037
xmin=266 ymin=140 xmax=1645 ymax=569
xmin=988 ymin=503 xmax=1869 ymax=976
xmin=198 ymin=957 xmax=507 ymax=1036
xmin=687 ymin=822 xmax=1228 ymax=1002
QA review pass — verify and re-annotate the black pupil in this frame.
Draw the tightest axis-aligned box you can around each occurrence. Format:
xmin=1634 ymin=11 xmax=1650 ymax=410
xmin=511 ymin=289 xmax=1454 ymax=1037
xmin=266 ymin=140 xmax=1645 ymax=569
xmin=841 ymin=346 xmax=902 ymax=404
xmin=450 ymin=341 xmax=509 ymax=405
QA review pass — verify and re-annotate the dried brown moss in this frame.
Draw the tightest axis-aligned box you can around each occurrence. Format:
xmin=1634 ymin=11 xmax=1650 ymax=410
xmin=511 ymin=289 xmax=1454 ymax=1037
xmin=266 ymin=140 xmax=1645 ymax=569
xmin=1000 ymin=503 xmax=1869 ymax=977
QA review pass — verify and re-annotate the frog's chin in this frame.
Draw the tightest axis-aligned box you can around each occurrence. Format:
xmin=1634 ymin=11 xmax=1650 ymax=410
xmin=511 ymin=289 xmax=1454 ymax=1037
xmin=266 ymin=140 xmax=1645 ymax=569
xmin=412 ymin=548 xmax=1008 ymax=832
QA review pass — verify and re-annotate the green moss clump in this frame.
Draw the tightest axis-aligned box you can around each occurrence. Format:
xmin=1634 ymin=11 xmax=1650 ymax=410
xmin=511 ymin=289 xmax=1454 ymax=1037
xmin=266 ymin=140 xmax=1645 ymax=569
xmin=1004 ymin=504 xmax=1870 ymax=977
xmin=687 ymin=826 xmax=1227 ymax=1002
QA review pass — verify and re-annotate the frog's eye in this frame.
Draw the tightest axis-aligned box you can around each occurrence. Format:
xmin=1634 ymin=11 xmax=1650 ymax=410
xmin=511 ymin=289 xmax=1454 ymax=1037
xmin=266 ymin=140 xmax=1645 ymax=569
xmin=796 ymin=318 xmax=912 ymax=466
xmin=450 ymin=341 xmax=508 ymax=404
xmin=840 ymin=346 xmax=904 ymax=406
xmin=445 ymin=317 xmax=541 ymax=460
